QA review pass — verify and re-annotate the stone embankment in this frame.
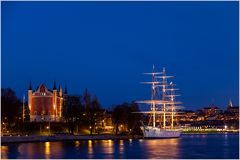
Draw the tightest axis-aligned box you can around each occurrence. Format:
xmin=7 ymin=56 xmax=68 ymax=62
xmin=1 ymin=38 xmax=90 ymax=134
xmin=1 ymin=134 xmax=140 ymax=143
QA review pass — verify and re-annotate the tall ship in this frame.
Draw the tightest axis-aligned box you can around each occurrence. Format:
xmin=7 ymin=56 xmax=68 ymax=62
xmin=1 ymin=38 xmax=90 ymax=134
xmin=137 ymin=65 xmax=183 ymax=138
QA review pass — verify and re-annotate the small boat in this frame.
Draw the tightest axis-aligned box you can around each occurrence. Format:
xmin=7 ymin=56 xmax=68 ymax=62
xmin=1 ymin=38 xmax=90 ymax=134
xmin=137 ymin=65 xmax=183 ymax=139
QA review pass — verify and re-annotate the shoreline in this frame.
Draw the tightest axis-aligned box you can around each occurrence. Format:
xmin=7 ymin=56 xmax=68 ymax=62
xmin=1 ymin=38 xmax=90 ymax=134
xmin=1 ymin=134 xmax=136 ymax=144
xmin=1 ymin=132 xmax=239 ymax=144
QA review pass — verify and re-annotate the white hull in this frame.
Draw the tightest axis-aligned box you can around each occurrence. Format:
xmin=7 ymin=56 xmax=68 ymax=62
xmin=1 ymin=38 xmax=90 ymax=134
xmin=141 ymin=126 xmax=181 ymax=138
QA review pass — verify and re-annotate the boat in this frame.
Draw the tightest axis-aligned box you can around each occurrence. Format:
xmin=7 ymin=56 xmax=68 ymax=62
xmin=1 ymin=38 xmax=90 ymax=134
xmin=137 ymin=65 xmax=183 ymax=139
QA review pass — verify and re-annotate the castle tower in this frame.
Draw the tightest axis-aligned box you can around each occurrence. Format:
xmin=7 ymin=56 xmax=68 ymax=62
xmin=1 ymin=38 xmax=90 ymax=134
xmin=59 ymin=85 xmax=63 ymax=97
xmin=53 ymin=80 xmax=57 ymax=120
xmin=59 ymin=85 xmax=63 ymax=118
xmin=28 ymin=81 xmax=32 ymax=114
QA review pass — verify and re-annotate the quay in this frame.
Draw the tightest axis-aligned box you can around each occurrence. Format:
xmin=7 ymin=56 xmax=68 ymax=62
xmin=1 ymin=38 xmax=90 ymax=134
xmin=2 ymin=130 xmax=239 ymax=144
xmin=1 ymin=134 xmax=141 ymax=144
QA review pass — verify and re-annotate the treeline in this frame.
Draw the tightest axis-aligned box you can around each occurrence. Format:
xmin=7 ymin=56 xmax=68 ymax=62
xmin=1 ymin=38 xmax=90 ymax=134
xmin=1 ymin=88 xmax=143 ymax=136
xmin=64 ymin=89 xmax=102 ymax=134
xmin=1 ymin=88 xmax=23 ymax=132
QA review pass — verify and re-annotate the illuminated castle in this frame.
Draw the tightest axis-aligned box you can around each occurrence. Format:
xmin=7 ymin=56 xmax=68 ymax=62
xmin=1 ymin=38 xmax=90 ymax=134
xmin=28 ymin=81 xmax=67 ymax=122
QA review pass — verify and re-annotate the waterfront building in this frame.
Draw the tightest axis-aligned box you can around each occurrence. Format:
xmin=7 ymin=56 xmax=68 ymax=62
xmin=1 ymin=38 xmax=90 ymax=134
xmin=102 ymin=111 xmax=114 ymax=131
xmin=226 ymin=100 xmax=239 ymax=114
xmin=225 ymin=100 xmax=239 ymax=120
xmin=28 ymin=81 xmax=67 ymax=122
xmin=196 ymin=116 xmax=205 ymax=121
xmin=176 ymin=110 xmax=199 ymax=122
xmin=185 ymin=110 xmax=198 ymax=121
xmin=95 ymin=110 xmax=114 ymax=133
xmin=202 ymin=105 xmax=222 ymax=117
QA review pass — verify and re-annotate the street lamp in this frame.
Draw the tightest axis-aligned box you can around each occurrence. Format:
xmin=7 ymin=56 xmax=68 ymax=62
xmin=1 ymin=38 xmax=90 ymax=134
xmin=224 ymin=125 xmax=227 ymax=130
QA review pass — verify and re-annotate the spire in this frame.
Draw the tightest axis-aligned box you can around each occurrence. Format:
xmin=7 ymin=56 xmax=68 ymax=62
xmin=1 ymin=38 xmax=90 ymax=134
xmin=64 ymin=83 xmax=68 ymax=94
xmin=228 ymin=99 xmax=233 ymax=108
xmin=53 ymin=80 xmax=57 ymax=90
xmin=28 ymin=81 xmax=32 ymax=90
xmin=59 ymin=85 xmax=63 ymax=97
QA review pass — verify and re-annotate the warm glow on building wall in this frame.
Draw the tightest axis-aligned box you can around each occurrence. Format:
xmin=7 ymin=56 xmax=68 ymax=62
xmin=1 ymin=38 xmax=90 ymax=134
xmin=28 ymin=81 xmax=67 ymax=122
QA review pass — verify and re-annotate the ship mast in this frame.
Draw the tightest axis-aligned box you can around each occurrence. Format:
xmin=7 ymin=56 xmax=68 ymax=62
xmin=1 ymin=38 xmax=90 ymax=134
xmin=162 ymin=67 xmax=166 ymax=128
xmin=156 ymin=67 xmax=183 ymax=129
xmin=152 ymin=65 xmax=156 ymax=128
xmin=137 ymin=65 xmax=182 ymax=129
xmin=170 ymin=82 xmax=175 ymax=128
xmin=168 ymin=83 xmax=182 ymax=129
xmin=140 ymin=64 xmax=162 ymax=128
xmin=157 ymin=67 xmax=173 ymax=128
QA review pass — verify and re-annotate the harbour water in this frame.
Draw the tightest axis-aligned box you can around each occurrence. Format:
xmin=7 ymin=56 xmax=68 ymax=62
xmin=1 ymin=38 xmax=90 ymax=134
xmin=1 ymin=134 xmax=239 ymax=159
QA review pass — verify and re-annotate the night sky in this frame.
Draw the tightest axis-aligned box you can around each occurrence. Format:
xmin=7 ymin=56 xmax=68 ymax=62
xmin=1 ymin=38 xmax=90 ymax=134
xmin=2 ymin=2 xmax=239 ymax=110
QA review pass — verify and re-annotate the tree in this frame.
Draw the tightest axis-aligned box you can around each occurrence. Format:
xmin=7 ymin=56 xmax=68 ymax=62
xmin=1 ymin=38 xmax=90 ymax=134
xmin=83 ymin=89 xmax=102 ymax=135
xmin=83 ymin=89 xmax=91 ymax=111
xmin=112 ymin=102 xmax=143 ymax=135
xmin=90 ymin=95 xmax=101 ymax=134
xmin=1 ymin=88 xmax=22 ymax=133
xmin=127 ymin=102 xmax=143 ymax=136
xmin=82 ymin=89 xmax=92 ymax=134
xmin=112 ymin=103 xmax=128 ymax=135
xmin=65 ymin=95 xmax=84 ymax=134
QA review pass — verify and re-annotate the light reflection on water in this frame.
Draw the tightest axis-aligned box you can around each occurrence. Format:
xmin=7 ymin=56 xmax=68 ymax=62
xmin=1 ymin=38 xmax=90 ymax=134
xmin=1 ymin=134 xmax=239 ymax=159
xmin=75 ymin=140 xmax=80 ymax=148
xmin=45 ymin=142 xmax=50 ymax=159
xmin=143 ymin=138 xmax=180 ymax=158
xmin=13 ymin=141 xmax=64 ymax=159
xmin=87 ymin=140 xmax=93 ymax=159
xmin=119 ymin=139 xmax=124 ymax=154
xmin=104 ymin=139 xmax=113 ymax=154
xmin=100 ymin=140 xmax=114 ymax=159
xmin=1 ymin=146 xmax=8 ymax=159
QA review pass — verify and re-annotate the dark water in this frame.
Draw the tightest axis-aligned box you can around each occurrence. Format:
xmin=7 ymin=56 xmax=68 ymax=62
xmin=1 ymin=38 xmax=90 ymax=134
xmin=1 ymin=134 xmax=239 ymax=159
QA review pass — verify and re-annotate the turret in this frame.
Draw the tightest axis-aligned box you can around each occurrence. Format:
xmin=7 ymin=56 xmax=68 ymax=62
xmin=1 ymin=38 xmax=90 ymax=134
xmin=53 ymin=80 xmax=57 ymax=119
xmin=59 ymin=85 xmax=63 ymax=97
xmin=28 ymin=81 xmax=32 ymax=113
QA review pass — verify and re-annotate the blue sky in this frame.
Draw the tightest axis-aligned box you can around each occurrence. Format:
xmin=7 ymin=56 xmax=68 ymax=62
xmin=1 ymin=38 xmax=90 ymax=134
xmin=2 ymin=1 xmax=239 ymax=110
